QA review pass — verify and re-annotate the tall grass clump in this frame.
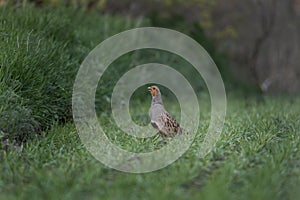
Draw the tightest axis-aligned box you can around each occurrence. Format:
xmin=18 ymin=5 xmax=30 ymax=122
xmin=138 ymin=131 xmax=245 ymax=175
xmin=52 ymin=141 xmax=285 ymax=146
xmin=0 ymin=5 xmax=147 ymax=141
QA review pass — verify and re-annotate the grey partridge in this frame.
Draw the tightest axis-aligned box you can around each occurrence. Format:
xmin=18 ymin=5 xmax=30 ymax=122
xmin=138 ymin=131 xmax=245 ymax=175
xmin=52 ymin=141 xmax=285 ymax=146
xmin=148 ymin=85 xmax=182 ymax=137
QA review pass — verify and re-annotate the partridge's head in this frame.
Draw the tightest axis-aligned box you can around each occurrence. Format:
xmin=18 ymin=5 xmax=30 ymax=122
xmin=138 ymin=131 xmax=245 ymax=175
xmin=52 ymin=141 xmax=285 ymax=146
xmin=148 ymin=85 xmax=160 ymax=97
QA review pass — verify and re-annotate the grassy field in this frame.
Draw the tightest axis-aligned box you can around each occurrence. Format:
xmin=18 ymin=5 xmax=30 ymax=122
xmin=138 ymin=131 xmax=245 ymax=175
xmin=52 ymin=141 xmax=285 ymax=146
xmin=1 ymin=96 xmax=299 ymax=200
xmin=0 ymin=5 xmax=300 ymax=200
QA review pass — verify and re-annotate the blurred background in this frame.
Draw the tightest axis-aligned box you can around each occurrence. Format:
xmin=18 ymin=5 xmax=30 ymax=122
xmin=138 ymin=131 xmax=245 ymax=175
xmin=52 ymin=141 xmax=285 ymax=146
xmin=3 ymin=0 xmax=299 ymax=94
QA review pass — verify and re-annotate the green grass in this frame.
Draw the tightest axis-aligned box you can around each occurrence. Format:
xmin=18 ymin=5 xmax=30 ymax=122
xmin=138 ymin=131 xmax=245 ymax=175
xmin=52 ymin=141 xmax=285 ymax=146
xmin=0 ymin=5 xmax=148 ymax=140
xmin=0 ymin=96 xmax=299 ymax=200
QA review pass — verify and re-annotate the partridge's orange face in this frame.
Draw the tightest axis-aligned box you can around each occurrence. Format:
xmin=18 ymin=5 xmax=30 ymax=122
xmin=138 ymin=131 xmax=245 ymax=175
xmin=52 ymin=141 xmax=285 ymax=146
xmin=148 ymin=86 xmax=160 ymax=97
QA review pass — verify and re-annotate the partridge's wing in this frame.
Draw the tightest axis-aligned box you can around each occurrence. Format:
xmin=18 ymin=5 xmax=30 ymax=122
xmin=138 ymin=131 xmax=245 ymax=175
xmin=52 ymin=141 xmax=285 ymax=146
xmin=158 ymin=111 xmax=182 ymax=136
xmin=150 ymin=121 xmax=159 ymax=130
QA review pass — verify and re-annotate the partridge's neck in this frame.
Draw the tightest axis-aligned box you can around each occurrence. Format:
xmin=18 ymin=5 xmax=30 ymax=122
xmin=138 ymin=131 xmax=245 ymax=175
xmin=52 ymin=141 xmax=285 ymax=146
xmin=152 ymin=94 xmax=163 ymax=105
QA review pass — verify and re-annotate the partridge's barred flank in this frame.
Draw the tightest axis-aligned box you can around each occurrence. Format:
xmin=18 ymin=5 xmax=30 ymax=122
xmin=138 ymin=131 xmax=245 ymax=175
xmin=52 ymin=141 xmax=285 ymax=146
xmin=148 ymin=85 xmax=182 ymax=137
